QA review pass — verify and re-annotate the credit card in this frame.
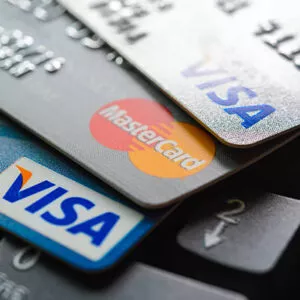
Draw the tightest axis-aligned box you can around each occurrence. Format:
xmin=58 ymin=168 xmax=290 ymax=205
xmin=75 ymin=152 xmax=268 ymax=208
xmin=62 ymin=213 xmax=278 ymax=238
xmin=56 ymin=0 xmax=300 ymax=147
xmin=0 ymin=2 xmax=299 ymax=209
xmin=0 ymin=234 xmax=247 ymax=300
xmin=0 ymin=117 xmax=173 ymax=272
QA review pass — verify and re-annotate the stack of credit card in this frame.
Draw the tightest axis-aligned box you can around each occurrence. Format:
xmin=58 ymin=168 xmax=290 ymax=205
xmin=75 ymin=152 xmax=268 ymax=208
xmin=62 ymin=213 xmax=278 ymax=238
xmin=0 ymin=0 xmax=299 ymax=299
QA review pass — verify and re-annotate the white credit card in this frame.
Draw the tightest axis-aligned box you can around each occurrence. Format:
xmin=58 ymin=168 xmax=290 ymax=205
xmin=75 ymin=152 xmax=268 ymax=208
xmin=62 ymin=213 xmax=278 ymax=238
xmin=56 ymin=0 xmax=300 ymax=147
xmin=0 ymin=157 xmax=144 ymax=268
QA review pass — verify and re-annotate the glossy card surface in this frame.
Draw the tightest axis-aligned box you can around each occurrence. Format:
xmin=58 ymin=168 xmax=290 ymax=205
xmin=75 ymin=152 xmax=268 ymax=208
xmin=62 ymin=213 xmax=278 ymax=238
xmin=57 ymin=0 xmax=300 ymax=147
xmin=0 ymin=2 xmax=299 ymax=208
xmin=0 ymin=118 xmax=169 ymax=272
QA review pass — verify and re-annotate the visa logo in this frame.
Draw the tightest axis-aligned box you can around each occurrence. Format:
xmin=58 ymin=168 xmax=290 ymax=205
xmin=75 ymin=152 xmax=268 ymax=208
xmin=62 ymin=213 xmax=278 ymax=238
xmin=182 ymin=60 xmax=276 ymax=129
xmin=0 ymin=158 xmax=143 ymax=261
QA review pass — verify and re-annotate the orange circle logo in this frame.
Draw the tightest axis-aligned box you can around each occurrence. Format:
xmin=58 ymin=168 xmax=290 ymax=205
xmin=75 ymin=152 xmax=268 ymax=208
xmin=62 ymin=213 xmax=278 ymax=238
xmin=90 ymin=99 xmax=215 ymax=178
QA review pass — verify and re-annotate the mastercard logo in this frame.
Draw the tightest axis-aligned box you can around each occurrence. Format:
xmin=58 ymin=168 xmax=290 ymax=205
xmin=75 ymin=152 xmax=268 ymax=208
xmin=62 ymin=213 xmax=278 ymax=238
xmin=90 ymin=99 xmax=216 ymax=179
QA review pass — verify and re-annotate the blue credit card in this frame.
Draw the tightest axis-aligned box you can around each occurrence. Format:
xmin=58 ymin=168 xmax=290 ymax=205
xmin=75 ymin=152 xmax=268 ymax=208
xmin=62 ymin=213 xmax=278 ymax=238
xmin=0 ymin=118 xmax=171 ymax=272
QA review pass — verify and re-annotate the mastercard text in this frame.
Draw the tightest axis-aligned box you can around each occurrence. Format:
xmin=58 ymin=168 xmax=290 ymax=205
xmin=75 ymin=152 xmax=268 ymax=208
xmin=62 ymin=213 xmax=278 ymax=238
xmin=99 ymin=105 xmax=206 ymax=171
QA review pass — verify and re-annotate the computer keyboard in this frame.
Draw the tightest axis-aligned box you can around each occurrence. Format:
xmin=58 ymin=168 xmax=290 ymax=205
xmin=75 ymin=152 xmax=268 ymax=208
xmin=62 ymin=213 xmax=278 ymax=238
xmin=0 ymin=1 xmax=300 ymax=299
xmin=139 ymin=142 xmax=300 ymax=300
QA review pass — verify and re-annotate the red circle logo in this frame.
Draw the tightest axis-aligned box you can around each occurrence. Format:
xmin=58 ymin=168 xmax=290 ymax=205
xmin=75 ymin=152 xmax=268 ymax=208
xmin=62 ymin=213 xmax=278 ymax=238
xmin=90 ymin=99 xmax=215 ymax=178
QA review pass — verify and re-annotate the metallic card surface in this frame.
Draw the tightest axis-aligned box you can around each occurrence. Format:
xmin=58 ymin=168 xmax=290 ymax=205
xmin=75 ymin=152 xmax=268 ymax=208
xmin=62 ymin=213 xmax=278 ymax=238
xmin=0 ymin=2 xmax=299 ymax=209
xmin=56 ymin=0 xmax=300 ymax=146
xmin=0 ymin=118 xmax=169 ymax=271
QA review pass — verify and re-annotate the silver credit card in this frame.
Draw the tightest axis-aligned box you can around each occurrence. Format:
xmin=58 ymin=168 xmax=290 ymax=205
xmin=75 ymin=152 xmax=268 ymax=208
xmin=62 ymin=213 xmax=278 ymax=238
xmin=0 ymin=1 xmax=299 ymax=209
xmin=56 ymin=0 xmax=300 ymax=147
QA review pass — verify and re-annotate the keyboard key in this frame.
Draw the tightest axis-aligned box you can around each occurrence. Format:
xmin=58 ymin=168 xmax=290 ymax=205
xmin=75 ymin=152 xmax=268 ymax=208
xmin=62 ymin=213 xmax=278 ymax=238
xmin=0 ymin=234 xmax=247 ymax=300
xmin=177 ymin=188 xmax=300 ymax=273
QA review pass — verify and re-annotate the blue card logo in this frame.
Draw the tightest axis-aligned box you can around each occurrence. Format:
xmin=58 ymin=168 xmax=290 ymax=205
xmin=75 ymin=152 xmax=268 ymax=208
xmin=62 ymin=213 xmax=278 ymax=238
xmin=0 ymin=158 xmax=144 ymax=270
